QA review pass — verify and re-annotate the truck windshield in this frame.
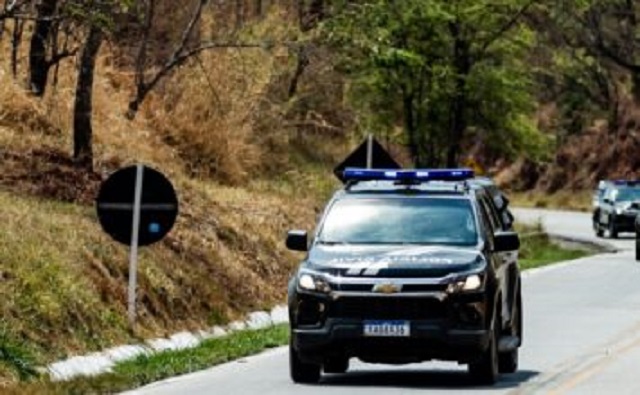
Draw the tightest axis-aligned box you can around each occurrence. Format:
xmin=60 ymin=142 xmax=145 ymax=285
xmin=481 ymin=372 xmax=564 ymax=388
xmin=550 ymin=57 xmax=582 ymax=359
xmin=318 ymin=198 xmax=478 ymax=246
xmin=615 ymin=187 xmax=640 ymax=202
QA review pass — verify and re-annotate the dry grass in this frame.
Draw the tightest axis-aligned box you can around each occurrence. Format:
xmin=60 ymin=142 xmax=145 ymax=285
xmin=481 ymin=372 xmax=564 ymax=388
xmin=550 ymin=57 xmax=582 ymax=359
xmin=508 ymin=190 xmax=593 ymax=212
xmin=0 ymin=8 xmax=349 ymax=386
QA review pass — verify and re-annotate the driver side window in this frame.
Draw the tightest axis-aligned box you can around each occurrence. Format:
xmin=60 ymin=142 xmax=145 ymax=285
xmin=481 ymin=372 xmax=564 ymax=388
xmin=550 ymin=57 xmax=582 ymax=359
xmin=604 ymin=188 xmax=616 ymax=203
xmin=476 ymin=198 xmax=496 ymax=246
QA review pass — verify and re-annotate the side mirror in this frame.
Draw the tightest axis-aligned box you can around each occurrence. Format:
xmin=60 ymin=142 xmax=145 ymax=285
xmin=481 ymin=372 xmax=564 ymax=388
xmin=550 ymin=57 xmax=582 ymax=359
xmin=604 ymin=198 xmax=612 ymax=205
xmin=494 ymin=231 xmax=520 ymax=252
xmin=286 ymin=230 xmax=308 ymax=252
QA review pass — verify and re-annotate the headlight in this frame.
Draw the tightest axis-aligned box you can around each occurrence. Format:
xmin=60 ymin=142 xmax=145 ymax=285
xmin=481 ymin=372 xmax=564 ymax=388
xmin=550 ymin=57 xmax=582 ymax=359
xmin=297 ymin=273 xmax=332 ymax=294
xmin=447 ymin=274 xmax=483 ymax=293
xmin=462 ymin=275 xmax=482 ymax=291
xmin=616 ymin=203 xmax=632 ymax=215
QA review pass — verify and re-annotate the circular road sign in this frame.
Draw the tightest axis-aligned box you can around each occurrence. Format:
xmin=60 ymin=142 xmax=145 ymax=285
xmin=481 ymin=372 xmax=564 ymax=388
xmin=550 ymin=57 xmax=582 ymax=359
xmin=96 ymin=165 xmax=178 ymax=246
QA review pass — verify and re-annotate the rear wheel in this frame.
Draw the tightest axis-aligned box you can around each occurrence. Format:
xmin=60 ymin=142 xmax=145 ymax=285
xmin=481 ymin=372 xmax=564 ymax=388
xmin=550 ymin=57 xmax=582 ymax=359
xmin=290 ymin=339 xmax=321 ymax=384
xmin=498 ymin=292 xmax=521 ymax=374
xmin=324 ymin=357 xmax=349 ymax=374
xmin=469 ymin=313 xmax=499 ymax=385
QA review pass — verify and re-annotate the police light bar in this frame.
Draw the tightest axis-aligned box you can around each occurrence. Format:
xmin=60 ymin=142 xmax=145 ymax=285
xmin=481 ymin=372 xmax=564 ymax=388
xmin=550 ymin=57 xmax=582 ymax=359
xmin=343 ymin=168 xmax=475 ymax=182
xmin=613 ymin=180 xmax=640 ymax=186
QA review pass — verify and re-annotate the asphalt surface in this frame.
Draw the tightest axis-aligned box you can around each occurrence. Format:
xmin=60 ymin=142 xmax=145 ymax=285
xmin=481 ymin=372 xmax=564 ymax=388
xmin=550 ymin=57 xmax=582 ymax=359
xmin=125 ymin=208 xmax=640 ymax=395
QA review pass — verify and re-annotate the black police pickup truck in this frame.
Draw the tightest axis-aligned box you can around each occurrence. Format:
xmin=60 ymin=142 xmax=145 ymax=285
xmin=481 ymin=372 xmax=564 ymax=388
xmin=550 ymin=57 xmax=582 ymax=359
xmin=593 ymin=180 xmax=640 ymax=238
xmin=286 ymin=168 xmax=522 ymax=385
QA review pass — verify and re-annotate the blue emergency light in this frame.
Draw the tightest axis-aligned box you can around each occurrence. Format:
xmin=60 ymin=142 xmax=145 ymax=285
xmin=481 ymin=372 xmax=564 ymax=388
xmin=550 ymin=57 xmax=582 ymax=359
xmin=613 ymin=180 xmax=640 ymax=186
xmin=343 ymin=168 xmax=475 ymax=182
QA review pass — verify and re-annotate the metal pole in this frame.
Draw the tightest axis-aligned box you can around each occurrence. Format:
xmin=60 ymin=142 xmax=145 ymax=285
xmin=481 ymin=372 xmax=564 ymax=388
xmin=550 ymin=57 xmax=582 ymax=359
xmin=635 ymin=215 xmax=640 ymax=261
xmin=128 ymin=164 xmax=144 ymax=325
xmin=366 ymin=134 xmax=373 ymax=169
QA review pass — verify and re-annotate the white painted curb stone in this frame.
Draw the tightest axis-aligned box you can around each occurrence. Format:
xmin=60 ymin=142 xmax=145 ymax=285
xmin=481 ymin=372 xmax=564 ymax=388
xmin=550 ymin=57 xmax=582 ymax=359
xmin=47 ymin=305 xmax=289 ymax=381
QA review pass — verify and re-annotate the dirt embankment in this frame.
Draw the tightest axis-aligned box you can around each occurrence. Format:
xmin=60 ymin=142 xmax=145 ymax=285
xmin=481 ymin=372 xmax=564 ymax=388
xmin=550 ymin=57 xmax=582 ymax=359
xmin=496 ymin=103 xmax=640 ymax=193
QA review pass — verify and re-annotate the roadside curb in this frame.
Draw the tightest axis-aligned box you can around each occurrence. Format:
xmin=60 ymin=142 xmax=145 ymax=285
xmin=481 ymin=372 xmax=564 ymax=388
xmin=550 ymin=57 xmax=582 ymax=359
xmin=546 ymin=232 xmax=619 ymax=254
xmin=45 ymin=305 xmax=289 ymax=381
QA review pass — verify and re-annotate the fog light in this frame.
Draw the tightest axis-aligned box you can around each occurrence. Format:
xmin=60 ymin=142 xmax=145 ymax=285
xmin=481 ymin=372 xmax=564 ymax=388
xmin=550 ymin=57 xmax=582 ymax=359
xmin=297 ymin=299 xmax=324 ymax=326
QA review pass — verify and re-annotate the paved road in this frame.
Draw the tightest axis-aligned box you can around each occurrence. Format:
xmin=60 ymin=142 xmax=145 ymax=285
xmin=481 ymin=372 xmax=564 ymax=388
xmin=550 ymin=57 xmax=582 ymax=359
xmin=126 ymin=209 xmax=640 ymax=395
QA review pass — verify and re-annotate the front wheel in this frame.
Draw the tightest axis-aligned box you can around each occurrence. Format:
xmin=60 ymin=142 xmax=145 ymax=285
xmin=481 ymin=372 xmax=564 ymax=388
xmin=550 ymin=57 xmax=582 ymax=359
xmin=468 ymin=315 xmax=499 ymax=385
xmin=609 ymin=218 xmax=618 ymax=239
xmin=324 ymin=357 xmax=349 ymax=374
xmin=290 ymin=339 xmax=321 ymax=384
xmin=595 ymin=223 xmax=604 ymax=237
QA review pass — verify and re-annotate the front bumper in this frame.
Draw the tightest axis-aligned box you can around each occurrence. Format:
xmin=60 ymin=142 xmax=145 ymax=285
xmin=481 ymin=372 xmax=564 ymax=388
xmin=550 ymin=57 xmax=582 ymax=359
xmin=613 ymin=213 xmax=640 ymax=232
xmin=293 ymin=318 xmax=490 ymax=364
xmin=290 ymin=292 xmax=491 ymax=365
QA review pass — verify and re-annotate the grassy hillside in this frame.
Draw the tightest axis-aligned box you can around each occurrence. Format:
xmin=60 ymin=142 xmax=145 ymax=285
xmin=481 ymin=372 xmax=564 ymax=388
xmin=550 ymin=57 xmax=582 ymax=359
xmin=0 ymin=8 xmax=351 ymax=386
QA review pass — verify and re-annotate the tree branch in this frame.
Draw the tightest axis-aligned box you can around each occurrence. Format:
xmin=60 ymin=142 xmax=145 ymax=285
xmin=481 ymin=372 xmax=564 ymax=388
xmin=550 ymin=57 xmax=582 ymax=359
xmin=172 ymin=0 xmax=206 ymax=65
xmin=126 ymin=41 xmax=264 ymax=120
xmin=134 ymin=0 xmax=154 ymax=95
xmin=47 ymin=47 xmax=78 ymax=66
xmin=575 ymin=6 xmax=640 ymax=73
xmin=477 ymin=0 xmax=537 ymax=57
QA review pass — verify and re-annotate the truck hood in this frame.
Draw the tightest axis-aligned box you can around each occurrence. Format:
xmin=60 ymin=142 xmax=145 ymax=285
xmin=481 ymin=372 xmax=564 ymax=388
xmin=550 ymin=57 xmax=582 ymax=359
xmin=305 ymin=244 xmax=485 ymax=278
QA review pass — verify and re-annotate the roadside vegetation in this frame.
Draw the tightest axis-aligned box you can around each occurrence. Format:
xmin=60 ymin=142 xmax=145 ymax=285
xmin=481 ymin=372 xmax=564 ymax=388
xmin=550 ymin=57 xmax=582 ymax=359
xmin=517 ymin=223 xmax=592 ymax=270
xmin=5 ymin=325 xmax=289 ymax=395
xmin=509 ymin=191 xmax=593 ymax=212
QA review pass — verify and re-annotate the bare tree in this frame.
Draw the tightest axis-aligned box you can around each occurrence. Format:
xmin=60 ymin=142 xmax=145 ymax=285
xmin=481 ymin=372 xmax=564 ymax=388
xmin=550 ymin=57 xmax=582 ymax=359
xmin=126 ymin=0 xmax=263 ymax=120
xmin=10 ymin=18 xmax=23 ymax=77
xmin=1 ymin=0 xmax=29 ymax=75
xmin=28 ymin=0 xmax=61 ymax=95
xmin=566 ymin=1 xmax=640 ymax=102
xmin=287 ymin=0 xmax=324 ymax=98
xmin=73 ymin=24 xmax=103 ymax=170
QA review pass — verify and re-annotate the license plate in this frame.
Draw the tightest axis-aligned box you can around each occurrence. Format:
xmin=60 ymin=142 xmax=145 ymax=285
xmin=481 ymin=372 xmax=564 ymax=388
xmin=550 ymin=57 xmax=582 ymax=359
xmin=363 ymin=320 xmax=410 ymax=337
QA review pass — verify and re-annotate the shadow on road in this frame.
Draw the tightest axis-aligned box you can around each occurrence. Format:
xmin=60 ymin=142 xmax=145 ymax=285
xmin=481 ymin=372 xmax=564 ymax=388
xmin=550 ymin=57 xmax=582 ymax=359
xmin=320 ymin=369 xmax=539 ymax=391
xmin=611 ymin=235 xmax=636 ymax=240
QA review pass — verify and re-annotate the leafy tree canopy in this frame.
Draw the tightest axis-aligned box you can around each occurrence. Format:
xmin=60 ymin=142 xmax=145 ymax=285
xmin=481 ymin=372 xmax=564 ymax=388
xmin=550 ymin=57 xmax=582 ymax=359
xmin=322 ymin=0 xmax=550 ymax=167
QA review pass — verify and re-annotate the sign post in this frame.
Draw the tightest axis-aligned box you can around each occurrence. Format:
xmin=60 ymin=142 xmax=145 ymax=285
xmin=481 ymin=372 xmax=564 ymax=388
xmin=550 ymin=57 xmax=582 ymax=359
xmin=127 ymin=164 xmax=144 ymax=324
xmin=96 ymin=164 xmax=178 ymax=326
xmin=366 ymin=134 xmax=373 ymax=169
xmin=635 ymin=215 xmax=640 ymax=261
xmin=333 ymin=136 xmax=401 ymax=183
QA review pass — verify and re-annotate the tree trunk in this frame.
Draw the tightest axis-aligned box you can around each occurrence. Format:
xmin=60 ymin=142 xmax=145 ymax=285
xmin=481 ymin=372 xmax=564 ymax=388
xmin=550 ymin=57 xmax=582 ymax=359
xmin=447 ymin=21 xmax=471 ymax=168
xmin=288 ymin=46 xmax=308 ymax=98
xmin=73 ymin=26 xmax=103 ymax=170
xmin=631 ymin=72 xmax=640 ymax=104
xmin=403 ymin=91 xmax=421 ymax=166
xmin=255 ymin=0 xmax=262 ymax=17
xmin=235 ymin=0 xmax=244 ymax=29
xmin=29 ymin=0 xmax=58 ymax=96
xmin=11 ymin=19 xmax=23 ymax=77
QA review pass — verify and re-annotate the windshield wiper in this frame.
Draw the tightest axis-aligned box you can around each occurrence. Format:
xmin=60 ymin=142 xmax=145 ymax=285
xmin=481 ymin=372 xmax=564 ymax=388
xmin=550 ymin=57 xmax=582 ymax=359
xmin=318 ymin=240 xmax=350 ymax=246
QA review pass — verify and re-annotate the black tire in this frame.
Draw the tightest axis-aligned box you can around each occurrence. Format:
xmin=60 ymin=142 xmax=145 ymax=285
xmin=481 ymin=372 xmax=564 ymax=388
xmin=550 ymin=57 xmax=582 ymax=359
xmin=609 ymin=218 xmax=618 ymax=239
xmin=324 ymin=357 xmax=349 ymax=374
xmin=595 ymin=223 xmax=604 ymax=238
xmin=498 ymin=292 xmax=521 ymax=374
xmin=290 ymin=340 xmax=321 ymax=384
xmin=469 ymin=314 xmax=499 ymax=385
